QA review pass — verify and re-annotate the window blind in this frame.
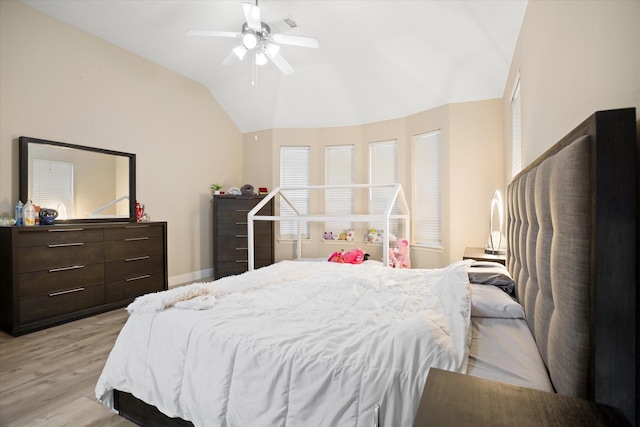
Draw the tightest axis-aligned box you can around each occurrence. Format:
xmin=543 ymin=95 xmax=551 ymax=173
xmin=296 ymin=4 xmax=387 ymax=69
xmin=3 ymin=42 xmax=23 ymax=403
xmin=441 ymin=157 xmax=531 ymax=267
xmin=33 ymin=158 xmax=74 ymax=217
xmin=369 ymin=140 xmax=398 ymax=235
xmin=325 ymin=145 xmax=354 ymax=232
xmin=414 ymin=131 xmax=441 ymax=248
xmin=279 ymin=146 xmax=310 ymax=238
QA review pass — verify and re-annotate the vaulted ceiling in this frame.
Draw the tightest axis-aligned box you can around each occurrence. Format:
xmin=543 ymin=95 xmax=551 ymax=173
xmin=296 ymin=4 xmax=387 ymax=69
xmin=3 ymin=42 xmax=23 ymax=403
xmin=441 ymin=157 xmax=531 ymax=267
xmin=21 ymin=0 xmax=528 ymax=133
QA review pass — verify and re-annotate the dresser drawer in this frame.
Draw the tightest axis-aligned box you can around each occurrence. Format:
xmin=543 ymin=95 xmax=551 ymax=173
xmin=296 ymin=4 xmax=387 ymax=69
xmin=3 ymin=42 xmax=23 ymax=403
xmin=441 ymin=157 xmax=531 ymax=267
xmin=18 ymin=263 xmax=104 ymax=298
xmin=104 ymin=254 xmax=164 ymax=283
xmin=216 ymin=247 xmax=248 ymax=262
xmin=217 ymin=235 xmax=272 ymax=254
xmin=19 ymin=283 xmax=105 ymax=324
xmin=215 ymin=261 xmax=250 ymax=277
xmin=17 ymin=228 xmax=104 ymax=248
xmin=215 ymin=198 xmax=261 ymax=211
xmin=216 ymin=207 xmax=271 ymax=222
xmin=106 ymin=272 xmax=165 ymax=303
xmin=105 ymin=236 xmax=164 ymax=261
xmin=215 ymin=222 xmax=272 ymax=238
xmin=17 ymin=242 xmax=104 ymax=274
xmin=104 ymin=224 xmax=163 ymax=241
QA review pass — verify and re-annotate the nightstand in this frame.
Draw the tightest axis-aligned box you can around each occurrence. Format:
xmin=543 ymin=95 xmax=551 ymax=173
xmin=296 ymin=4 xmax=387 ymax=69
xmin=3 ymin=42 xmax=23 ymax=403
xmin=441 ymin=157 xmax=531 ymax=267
xmin=463 ymin=246 xmax=506 ymax=265
xmin=413 ymin=368 xmax=630 ymax=426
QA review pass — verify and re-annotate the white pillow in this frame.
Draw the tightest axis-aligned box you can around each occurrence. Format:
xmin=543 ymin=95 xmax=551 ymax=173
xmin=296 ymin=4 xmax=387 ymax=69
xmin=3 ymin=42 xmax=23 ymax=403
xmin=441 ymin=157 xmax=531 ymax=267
xmin=470 ymin=284 xmax=525 ymax=319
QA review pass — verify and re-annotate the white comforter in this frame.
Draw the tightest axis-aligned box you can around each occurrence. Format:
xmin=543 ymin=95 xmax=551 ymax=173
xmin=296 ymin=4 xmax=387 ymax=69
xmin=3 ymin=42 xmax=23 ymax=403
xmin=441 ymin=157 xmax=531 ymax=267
xmin=96 ymin=260 xmax=472 ymax=427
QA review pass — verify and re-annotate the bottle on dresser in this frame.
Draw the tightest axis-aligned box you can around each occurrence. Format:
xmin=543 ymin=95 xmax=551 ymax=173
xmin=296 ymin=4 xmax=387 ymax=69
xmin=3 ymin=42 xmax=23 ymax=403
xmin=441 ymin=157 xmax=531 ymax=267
xmin=23 ymin=200 xmax=36 ymax=226
xmin=15 ymin=200 xmax=23 ymax=226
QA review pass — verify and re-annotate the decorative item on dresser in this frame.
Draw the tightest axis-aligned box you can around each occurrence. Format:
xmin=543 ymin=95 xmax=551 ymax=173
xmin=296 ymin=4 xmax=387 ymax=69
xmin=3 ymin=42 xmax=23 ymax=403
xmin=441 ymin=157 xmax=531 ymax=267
xmin=0 ymin=222 xmax=168 ymax=336
xmin=212 ymin=195 xmax=273 ymax=280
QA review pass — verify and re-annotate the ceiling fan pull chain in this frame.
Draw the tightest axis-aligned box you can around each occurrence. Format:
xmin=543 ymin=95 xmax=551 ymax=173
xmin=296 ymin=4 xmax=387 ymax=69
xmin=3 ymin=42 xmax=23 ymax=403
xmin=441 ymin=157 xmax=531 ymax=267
xmin=252 ymin=52 xmax=257 ymax=87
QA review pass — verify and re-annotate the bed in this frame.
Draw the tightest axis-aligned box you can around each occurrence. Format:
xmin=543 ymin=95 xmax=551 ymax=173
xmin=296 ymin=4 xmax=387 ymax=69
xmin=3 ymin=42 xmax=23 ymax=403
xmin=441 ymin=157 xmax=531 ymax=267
xmin=96 ymin=108 xmax=638 ymax=426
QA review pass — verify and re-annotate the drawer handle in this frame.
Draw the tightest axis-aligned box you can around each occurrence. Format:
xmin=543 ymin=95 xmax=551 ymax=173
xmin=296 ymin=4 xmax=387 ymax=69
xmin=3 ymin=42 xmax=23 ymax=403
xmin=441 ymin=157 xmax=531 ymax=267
xmin=48 ymin=228 xmax=84 ymax=232
xmin=235 ymin=209 xmax=250 ymax=213
xmin=235 ymin=235 xmax=248 ymax=238
xmin=125 ymin=256 xmax=150 ymax=262
xmin=49 ymin=265 xmax=85 ymax=273
xmin=125 ymin=225 xmax=150 ymax=229
xmin=124 ymin=237 xmax=150 ymax=241
xmin=48 ymin=242 xmax=84 ymax=248
xmin=126 ymin=274 xmax=151 ymax=282
xmin=236 ymin=222 xmax=248 ymax=225
xmin=49 ymin=287 xmax=84 ymax=297
xmin=236 ymin=247 xmax=248 ymax=250
xmin=235 ymin=260 xmax=248 ymax=264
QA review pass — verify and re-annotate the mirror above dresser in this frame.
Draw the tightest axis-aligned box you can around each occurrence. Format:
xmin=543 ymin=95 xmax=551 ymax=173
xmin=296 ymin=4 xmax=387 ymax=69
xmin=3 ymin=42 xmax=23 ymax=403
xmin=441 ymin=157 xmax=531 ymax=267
xmin=19 ymin=136 xmax=136 ymax=222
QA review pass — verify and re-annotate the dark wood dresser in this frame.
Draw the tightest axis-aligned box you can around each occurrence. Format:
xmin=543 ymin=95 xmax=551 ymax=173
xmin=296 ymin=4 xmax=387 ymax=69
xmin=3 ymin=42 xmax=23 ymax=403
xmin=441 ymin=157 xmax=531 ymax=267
xmin=213 ymin=195 xmax=273 ymax=280
xmin=0 ymin=222 xmax=168 ymax=336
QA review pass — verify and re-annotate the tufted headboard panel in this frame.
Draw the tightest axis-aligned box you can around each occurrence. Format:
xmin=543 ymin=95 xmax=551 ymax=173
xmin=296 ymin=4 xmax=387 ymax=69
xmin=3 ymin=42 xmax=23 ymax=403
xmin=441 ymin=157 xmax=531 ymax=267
xmin=506 ymin=108 xmax=637 ymax=425
xmin=507 ymin=135 xmax=592 ymax=397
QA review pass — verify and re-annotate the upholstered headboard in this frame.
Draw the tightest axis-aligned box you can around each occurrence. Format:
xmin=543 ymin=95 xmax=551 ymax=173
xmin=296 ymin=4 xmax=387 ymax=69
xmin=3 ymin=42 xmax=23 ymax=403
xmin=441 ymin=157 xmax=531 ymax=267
xmin=506 ymin=108 xmax=637 ymax=425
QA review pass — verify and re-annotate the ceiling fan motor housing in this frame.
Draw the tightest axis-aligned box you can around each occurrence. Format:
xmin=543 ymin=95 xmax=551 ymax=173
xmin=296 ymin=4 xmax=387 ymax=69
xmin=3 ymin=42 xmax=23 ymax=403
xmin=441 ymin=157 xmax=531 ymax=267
xmin=241 ymin=22 xmax=270 ymax=50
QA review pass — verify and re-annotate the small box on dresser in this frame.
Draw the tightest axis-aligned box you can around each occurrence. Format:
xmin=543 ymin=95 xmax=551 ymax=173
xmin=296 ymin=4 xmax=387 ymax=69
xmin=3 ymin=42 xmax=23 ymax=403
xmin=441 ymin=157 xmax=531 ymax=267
xmin=0 ymin=222 xmax=168 ymax=336
xmin=213 ymin=195 xmax=274 ymax=280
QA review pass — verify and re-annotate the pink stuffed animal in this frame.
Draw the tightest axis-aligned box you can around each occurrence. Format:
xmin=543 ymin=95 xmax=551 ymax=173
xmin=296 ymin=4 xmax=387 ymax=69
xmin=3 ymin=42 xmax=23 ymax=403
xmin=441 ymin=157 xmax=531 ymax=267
xmin=389 ymin=239 xmax=411 ymax=268
xmin=329 ymin=248 xmax=366 ymax=264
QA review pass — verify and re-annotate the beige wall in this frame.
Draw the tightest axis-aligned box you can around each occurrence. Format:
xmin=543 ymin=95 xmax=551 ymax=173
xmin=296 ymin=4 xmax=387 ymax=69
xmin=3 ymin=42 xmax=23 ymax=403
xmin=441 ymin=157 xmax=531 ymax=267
xmin=245 ymin=98 xmax=504 ymax=268
xmin=0 ymin=1 xmax=243 ymax=285
xmin=502 ymin=0 xmax=640 ymax=182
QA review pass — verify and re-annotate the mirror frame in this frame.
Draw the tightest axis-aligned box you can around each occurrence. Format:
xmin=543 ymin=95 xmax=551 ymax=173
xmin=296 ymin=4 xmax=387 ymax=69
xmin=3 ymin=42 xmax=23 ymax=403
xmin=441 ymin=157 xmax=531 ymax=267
xmin=19 ymin=136 xmax=137 ymax=223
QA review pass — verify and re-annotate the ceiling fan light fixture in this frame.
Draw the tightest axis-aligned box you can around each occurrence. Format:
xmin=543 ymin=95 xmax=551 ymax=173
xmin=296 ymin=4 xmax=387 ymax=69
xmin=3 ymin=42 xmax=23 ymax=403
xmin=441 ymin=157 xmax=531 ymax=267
xmin=255 ymin=51 xmax=267 ymax=66
xmin=242 ymin=31 xmax=258 ymax=49
xmin=266 ymin=43 xmax=280 ymax=57
xmin=233 ymin=44 xmax=248 ymax=60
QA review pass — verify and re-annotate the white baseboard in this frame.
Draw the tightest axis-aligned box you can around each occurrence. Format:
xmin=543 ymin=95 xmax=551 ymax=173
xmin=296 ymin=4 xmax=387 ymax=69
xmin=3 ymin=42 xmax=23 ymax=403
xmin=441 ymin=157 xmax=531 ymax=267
xmin=168 ymin=268 xmax=213 ymax=288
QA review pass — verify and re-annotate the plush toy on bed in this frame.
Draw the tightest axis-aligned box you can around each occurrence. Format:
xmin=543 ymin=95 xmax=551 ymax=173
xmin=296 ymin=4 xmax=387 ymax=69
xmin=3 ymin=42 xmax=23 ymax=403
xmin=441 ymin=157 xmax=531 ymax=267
xmin=388 ymin=238 xmax=411 ymax=269
xmin=328 ymin=248 xmax=367 ymax=264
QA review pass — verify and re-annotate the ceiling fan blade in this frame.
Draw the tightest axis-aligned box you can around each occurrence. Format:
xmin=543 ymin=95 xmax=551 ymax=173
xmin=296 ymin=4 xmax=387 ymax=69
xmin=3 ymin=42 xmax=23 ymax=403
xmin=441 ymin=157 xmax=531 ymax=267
xmin=242 ymin=2 xmax=262 ymax=31
xmin=265 ymin=48 xmax=294 ymax=75
xmin=271 ymin=33 xmax=319 ymax=49
xmin=222 ymin=50 xmax=239 ymax=66
xmin=186 ymin=30 xmax=242 ymax=38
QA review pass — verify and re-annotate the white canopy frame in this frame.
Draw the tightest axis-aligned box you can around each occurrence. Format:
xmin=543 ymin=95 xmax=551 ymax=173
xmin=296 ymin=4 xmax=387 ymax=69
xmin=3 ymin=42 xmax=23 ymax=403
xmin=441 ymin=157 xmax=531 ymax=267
xmin=247 ymin=183 xmax=410 ymax=271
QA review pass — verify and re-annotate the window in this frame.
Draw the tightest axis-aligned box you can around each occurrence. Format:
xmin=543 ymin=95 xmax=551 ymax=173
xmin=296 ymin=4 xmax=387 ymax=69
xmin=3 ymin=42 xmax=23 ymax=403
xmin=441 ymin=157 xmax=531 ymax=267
xmin=33 ymin=158 xmax=74 ymax=218
xmin=325 ymin=145 xmax=355 ymax=232
xmin=279 ymin=146 xmax=310 ymax=238
xmin=511 ymin=76 xmax=522 ymax=177
xmin=414 ymin=131 xmax=441 ymax=249
xmin=369 ymin=140 xmax=398 ymax=235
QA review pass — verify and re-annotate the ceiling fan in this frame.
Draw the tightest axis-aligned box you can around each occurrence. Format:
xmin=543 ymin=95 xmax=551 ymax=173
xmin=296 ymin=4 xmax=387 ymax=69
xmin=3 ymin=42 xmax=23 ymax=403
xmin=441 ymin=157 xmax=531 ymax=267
xmin=186 ymin=1 xmax=319 ymax=76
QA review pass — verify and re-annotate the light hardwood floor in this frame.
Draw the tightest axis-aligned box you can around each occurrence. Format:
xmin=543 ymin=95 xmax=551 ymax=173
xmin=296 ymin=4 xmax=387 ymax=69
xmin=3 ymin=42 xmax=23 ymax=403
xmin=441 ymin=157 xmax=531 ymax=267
xmin=0 ymin=309 xmax=137 ymax=427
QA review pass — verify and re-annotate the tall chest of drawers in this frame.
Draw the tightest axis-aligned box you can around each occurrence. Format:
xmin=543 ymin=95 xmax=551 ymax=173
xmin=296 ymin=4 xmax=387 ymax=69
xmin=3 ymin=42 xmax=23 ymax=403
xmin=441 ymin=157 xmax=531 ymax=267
xmin=0 ymin=222 xmax=168 ymax=335
xmin=213 ymin=195 xmax=274 ymax=279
